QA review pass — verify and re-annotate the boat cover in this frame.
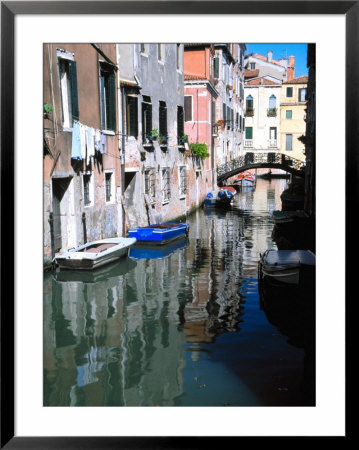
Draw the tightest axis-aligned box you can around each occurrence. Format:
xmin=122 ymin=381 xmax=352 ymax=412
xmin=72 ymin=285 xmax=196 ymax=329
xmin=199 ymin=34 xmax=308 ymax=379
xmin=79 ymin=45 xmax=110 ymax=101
xmin=263 ymin=250 xmax=315 ymax=267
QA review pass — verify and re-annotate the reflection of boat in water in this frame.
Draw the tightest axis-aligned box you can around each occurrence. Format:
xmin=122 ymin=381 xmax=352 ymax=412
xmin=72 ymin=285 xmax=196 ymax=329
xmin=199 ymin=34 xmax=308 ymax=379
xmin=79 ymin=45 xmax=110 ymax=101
xmin=129 ymin=237 xmax=188 ymax=260
xmin=259 ymin=249 xmax=315 ymax=285
xmin=128 ymin=222 xmax=189 ymax=245
xmin=55 ymin=237 xmax=136 ymax=270
xmin=272 ymin=210 xmax=308 ymax=224
xmin=55 ymin=257 xmax=137 ymax=283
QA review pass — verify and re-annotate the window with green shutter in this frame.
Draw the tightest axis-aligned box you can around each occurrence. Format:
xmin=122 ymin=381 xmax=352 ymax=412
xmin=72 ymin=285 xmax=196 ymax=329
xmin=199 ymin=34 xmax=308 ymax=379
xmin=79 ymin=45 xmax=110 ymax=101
xmin=286 ymin=134 xmax=293 ymax=151
xmin=142 ymin=101 xmax=152 ymax=141
xmin=127 ymin=96 xmax=138 ymax=138
xmin=213 ymin=57 xmax=219 ymax=78
xmin=286 ymin=87 xmax=293 ymax=98
xmin=100 ymin=63 xmax=116 ymax=132
xmin=177 ymin=105 xmax=184 ymax=144
xmin=286 ymin=110 xmax=292 ymax=119
xmin=58 ymin=56 xmax=79 ymax=127
xmin=159 ymin=101 xmax=167 ymax=137
xmin=245 ymin=127 xmax=253 ymax=139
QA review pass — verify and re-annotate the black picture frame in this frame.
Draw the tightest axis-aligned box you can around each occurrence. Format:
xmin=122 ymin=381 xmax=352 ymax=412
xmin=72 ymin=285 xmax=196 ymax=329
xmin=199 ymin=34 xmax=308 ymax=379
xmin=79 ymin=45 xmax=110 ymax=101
xmin=1 ymin=1 xmax=353 ymax=447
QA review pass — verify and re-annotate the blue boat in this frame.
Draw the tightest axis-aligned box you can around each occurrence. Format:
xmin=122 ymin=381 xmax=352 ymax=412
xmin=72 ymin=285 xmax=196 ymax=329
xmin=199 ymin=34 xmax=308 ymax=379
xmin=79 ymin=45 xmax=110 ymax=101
xmin=204 ymin=189 xmax=234 ymax=208
xmin=129 ymin=237 xmax=188 ymax=260
xmin=128 ymin=222 xmax=189 ymax=245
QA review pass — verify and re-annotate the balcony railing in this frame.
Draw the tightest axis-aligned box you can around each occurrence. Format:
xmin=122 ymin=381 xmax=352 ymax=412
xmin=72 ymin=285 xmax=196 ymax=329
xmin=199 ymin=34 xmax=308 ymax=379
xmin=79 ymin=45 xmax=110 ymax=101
xmin=245 ymin=108 xmax=254 ymax=117
xmin=244 ymin=140 xmax=253 ymax=147
xmin=268 ymin=139 xmax=278 ymax=148
xmin=267 ymin=108 xmax=277 ymax=117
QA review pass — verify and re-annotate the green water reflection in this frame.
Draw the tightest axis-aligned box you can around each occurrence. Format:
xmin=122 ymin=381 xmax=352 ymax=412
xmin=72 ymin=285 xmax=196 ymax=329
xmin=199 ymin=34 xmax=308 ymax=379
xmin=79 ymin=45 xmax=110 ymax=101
xmin=44 ymin=179 xmax=314 ymax=406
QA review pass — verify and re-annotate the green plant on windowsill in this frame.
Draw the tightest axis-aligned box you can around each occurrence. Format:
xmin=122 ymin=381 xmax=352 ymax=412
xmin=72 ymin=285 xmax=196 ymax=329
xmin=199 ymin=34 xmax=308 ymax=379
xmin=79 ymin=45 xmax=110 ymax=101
xmin=149 ymin=129 xmax=159 ymax=140
xmin=43 ymin=103 xmax=53 ymax=119
xmin=189 ymin=142 xmax=209 ymax=159
xmin=179 ymin=134 xmax=188 ymax=145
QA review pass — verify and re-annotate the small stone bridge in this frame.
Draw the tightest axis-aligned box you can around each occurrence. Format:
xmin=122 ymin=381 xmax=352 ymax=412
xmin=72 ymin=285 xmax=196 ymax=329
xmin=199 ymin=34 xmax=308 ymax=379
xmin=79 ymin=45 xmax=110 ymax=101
xmin=216 ymin=152 xmax=306 ymax=185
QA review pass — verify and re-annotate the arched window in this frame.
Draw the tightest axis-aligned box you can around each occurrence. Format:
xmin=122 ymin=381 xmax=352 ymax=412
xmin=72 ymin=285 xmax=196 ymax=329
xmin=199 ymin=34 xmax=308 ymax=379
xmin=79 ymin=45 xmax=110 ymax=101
xmin=268 ymin=95 xmax=277 ymax=117
xmin=246 ymin=95 xmax=253 ymax=110
xmin=269 ymin=95 xmax=276 ymax=109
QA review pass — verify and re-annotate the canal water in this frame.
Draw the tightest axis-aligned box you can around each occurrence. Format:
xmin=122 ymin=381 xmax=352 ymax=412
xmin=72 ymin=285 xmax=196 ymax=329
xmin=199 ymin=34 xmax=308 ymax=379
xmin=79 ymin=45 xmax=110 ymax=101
xmin=44 ymin=178 xmax=315 ymax=407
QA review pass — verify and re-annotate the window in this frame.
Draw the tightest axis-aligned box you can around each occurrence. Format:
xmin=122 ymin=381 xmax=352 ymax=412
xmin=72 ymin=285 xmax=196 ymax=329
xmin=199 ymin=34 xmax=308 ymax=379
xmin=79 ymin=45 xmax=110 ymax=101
xmin=250 ymin=62 xmax=255 ymax=70
xmin=246 ymin=95 xmax=253 ymax=110
xmin=245 ymin=127 xmax=253 ymax=139
xmin=144 ymin=169 xmax=156 ymax=203
xmin=127 ymin=96 xmax=138 ymax=138
xmin=161 ymin=167 xmax=171 ymax=203
xmin=286 ymin=110 xmax=292 ymax=119
xmin=298 ymin=88 xmax=307 ymax=102
xmin=177 ymin=105 xmax=184 ymax=144
xmin=179 ymin=166 xmax=187 ymax=197
xmin=83 ymin=173 xmax=93 ymax=206
xmin=159 ymin=101 xmax=167 ymax=138
xmin=213 ymin=57 xmax=219 ymax=78
xmin=58 ymin=52 xmax=79 ymax=128
xmin=100 ymin=63 xmax=116 ymax=131
xmin=184 ymin=96 xmax=192 ymax=122
xmin=285 ymin=134 xmax=293 ymax=151
xmin=176 ymin=44 xmax=181 ymax=70
xmin=140 ymin=43 xmax=146 ymax=53
xmin=142 ymin=99 xmax=152 ymax=141
xmin=269 ymin=95 xmax=276 ymax=110
xmin=286 ymin=87 xmax=293 ymax=98
xmin=158 ymin=44 xmax=163 ymax=61
xmin=105 ymin=172 xmax=113 ymax=202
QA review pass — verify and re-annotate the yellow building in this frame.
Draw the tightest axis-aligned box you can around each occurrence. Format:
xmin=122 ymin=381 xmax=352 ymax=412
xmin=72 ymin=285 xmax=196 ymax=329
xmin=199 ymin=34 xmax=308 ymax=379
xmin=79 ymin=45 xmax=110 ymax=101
xmin=280 ymin=75 xmax=308 ymax=162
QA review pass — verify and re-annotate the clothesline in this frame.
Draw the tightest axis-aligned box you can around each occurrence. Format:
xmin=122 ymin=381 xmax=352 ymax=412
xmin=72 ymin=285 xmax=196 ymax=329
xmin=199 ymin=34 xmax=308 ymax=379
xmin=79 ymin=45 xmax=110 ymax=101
xmin=71 ymin=120 xmax=108 ymax=164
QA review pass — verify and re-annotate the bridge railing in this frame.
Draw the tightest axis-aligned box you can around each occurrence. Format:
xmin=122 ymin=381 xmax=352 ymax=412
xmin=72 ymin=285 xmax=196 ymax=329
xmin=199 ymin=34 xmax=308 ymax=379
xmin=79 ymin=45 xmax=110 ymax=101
xmin=216 ymin=152 xmax=305 ymax=177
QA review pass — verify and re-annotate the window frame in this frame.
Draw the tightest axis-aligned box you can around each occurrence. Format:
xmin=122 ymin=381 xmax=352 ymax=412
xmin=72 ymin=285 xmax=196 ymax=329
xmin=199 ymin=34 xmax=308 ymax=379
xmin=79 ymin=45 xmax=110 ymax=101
xmin=285 ymin=133 xmax=293 ymax=151
xmin=178 ymin=165 xmax=187 ymax=198
xmin=104 ymin=170 xmax=115 ymax=203
xmin=184 ymin=96 xmax=193 ymax=122
xmin=286 ymin=86 xmax=293 ymax=98
xmin=144 ymin=168 xmax=156 ymax=204
xmin=286 ymin=110 xmax=293 ymax=119
xmin=57 ymin=50 xmax=79 ymax=129
xmin=161 ymin=167 xmax=171 ymax=204
xmin=82 ymin=171 xmax=94 ymax=207
xmin=99 ymin=62 xmax=116 ymax=132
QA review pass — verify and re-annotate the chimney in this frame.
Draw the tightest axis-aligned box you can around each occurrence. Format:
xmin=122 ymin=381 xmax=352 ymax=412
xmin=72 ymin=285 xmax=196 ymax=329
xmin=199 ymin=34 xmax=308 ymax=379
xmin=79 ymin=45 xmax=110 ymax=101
xmin=267 ymin=50 xmax=273 ymax=62
xmin=287 ymin=55 xmax=295 ymax=81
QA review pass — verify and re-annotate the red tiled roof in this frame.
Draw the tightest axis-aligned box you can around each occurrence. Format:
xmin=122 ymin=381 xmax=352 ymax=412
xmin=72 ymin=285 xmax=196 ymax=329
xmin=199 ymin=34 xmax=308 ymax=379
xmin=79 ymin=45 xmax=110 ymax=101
xmin=283 ymin=75 xmax=308 ymax=84
xmin=252 ymin=53 xmax=282 ymax=67
xmin=246 ymin=78 xmax=281 ymax=86
xmin=244 ymin=69 xmax=259 ymax=79
xmin=184 ymin=73 xmax=206 ymax=80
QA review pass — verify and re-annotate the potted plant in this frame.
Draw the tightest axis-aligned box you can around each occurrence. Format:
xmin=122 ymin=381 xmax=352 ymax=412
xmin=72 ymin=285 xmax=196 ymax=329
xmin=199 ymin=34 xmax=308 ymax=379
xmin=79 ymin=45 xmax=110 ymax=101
xmin=43 ymin=103 xmax=53 ymax=119
xmin=189 ymin=142 xmax=210 ymax=159
xmin=158 ymin=134 xmax=168 ymax=145
xmin=149 ymin=129 xmax=159 ymax=141
xmin=180 ymin=134 xmax=188 ymax=145
xmin=217 ymin=119 xmax=225 ymax=130
xmin=226 ymin=84 xmax=233 ymax=91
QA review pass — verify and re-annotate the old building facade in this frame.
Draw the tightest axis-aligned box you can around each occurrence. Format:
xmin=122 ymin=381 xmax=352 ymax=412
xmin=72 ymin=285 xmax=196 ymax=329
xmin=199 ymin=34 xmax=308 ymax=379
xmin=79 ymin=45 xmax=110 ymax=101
xmin=43 ymin=43 xmax=122 ymax=260
xmin=280 ymin=75 xmax=308 ymax=162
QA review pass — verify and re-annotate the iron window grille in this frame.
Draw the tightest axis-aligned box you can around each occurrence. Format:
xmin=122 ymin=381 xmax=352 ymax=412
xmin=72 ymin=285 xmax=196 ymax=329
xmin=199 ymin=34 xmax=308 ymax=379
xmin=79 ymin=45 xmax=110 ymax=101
xmin=179 ymin=166 xmax=187 ymax=196
xmin=161 ymin=167 xmax=171 ymax=203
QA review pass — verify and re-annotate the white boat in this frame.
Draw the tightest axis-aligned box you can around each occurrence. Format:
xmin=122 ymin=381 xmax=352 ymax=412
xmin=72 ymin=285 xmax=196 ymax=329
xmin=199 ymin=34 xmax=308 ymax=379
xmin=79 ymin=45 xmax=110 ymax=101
xmin=259 ymin=249 xmax=315 ymax=285
xmin=55 ymin=237 xmax=137 ymax=270
xmin=234 ymin=171 xmax=256 ymax=187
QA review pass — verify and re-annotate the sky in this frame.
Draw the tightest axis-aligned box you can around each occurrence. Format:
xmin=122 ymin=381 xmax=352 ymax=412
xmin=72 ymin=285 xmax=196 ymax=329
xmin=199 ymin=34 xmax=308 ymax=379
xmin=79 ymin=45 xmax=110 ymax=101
xmin=244 ymin=43 xmax=308 ymax=77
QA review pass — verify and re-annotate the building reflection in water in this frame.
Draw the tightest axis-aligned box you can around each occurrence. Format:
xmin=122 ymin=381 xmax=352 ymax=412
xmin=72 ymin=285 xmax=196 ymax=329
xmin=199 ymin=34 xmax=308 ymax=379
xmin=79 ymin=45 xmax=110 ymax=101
xmin=44 ymin=179 xmax=314 ymax=406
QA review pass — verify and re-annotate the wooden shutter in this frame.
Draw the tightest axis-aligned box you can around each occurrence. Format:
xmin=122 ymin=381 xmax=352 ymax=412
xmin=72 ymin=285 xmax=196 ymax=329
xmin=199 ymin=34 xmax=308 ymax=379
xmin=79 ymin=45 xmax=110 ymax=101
xmin=107 ymin=71 xmax=116 ymax=131
xmin=177 ymin=106 xmax=184 ymax=142
xmin=214 ymin=57 xmax=219 ymax=78
xmin=68 ymin=60 xmax=79 ymax=121
xmin=159 ymin=101 xmax=167 ymax=136
xmin=184 ymin=96 xmax=192 ymax=122
xmin=127 ymin=96 xmax=138 ymax=137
